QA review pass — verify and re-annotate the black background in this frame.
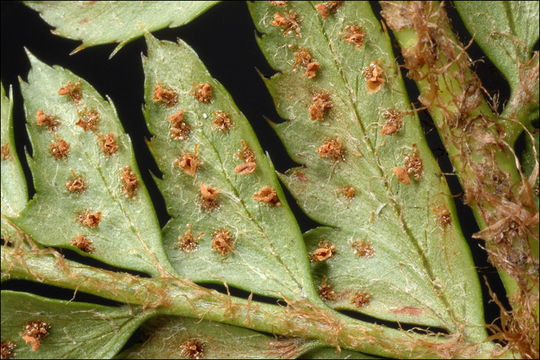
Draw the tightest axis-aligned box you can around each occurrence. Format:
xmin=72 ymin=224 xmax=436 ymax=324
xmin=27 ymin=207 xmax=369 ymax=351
xmin=1 ymin=1 xmax=523 ymax=337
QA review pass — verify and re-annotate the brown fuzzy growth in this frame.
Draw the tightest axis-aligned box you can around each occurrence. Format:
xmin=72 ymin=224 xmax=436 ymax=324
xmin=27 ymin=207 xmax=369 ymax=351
xmin=191 ymin=82 xmax=212 ymax=103
xmin=351 ymin=291 xmax=371 ymax=308
xmin=270 ymin=0 xmax=287 ymax=6
xmin=380 ymin=109 xmax=404 ymax=135
xmin=350 ymin=239 xmax=374 ymax=257
xmin=309 ymin=241 xmax=336 ymax=262
xmin=20 ymin=321 xmax=50 ymax=351
xmin=404 ymin=144 xmax=423 ymax=181
xmin=77 ymin=210 xmax=102 ymax=228
xmin=167 ymin=110 xmax=191 ymax=141
xmin=234 ymin=162 xmax=256 ymax=175
xmin=341 ymin=186 xmax=355 ymax=199
xmin=293 ymin=47 xmax=319 ymax=79
xmin=362 ymin=60 xmax=385 ymax=94
xmin=309 ymin=93 xmax=333 ymax=121
xmin=152 ymin=83 xmax=177 ymax=107
xmin=212 ymin=110 xmax=233 ymax=132
xmin=235 ymin=140 xmax=255 ymax=163
xmin=97 ymin=133 xmax=118 ymax=155
xmin=317 ymin=138 xmax=345 ymax=162
xmin=58 ymin=81 xmax=82 ymax=103
xmin=199 ymin=182 xmax=220 ymax=210
xmin=121 ymin=166 xmax=138 ymax=199
xmin=76 ymin=107 xmax=100 ymax=131
xmin=1 ymin=143 xmax=11 ymax=161
xmin=70 ymin=233 xmax=95 ymax=253
xmin=48 ymin=138 xmax=70 ymax=160
xmin=176 ymin=225 xmax=203 ymax=253
xmin=318 ymin=275 xmax=337 ymax=301
xmin=432 ymin=207 xmax=451 ymax=227
xmin=341 ymin=24 xmax=365 ymax=50
xmin=252 ymin=186 xmax=282 ymax=207
xmin=1 ymin=341 xmax=15 ymax=359
xmin=36 ymin=109 xmax=59 ymax=131
xmin=175 ymin=149 xmax=201 ymax=177
xmin=211 ymin=228 xmax=234 ymax=256
xmin=315 ymin=1 xmax=343 ymax=19
xmin=392 ymin=167 xmax=410 ymax=185
xmin=180 ymin=339 xmax=204 ymax=359
xmin=66 ymin=170 xmax=86 ymax=194
xmin=270 ymin=10 xmax=300 ymax=36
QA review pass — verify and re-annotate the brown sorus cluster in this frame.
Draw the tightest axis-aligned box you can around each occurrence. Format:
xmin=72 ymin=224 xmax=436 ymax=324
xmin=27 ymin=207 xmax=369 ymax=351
xmin=212 ymin=110 xmax=233 ymax=132
xmin=392 ymin=166 xmax=410 ymax=185
xmin=175 ymin=147 xmax=201 ymax=177
xmin=234 ymin=161 xmax=257 ymax=175
xmin=167 ymin=110 xmax=191 ymax=141
xmin=1 ymin=143 xmax=11 ymax=161
xmin=70 ymin=233 xmax=95 ymax=253
xmin=48 ymin=138 xmax=70 ymax=160
xmin=235 ymin=140 xmax=255 ymax=163
xmin=212 ymin=228 xmax=234 ymax=256
xmin=97 ymin=133 xmax=118 ymax=155
xmin=432 ymin=207 xmax=451 ymax=227
xmin=76 ymin=107 xmax=100 ymax=131
xmin=77 ymin=210 xmax=102 ymax=228
xmin=318 ymin=275 xmax=337 ymax=301
xmin=309 ymin=241 xmax=336 ymax=262
xmin=269 ymin=10 xmax=300 ymax=36
xmin=20 ymin=321 xmax=50 ymax=351
xmin=404 ymin=144 xmax=423 ymax=181
xmin=199 ymin=182 xmax=220 ymax=210
xmin=252 ymin=186 xmax=282 ymax=207
xmin=58 ymin=81 xmax=82 ymax=103
xmin=362 ymin=60 xmax=385 ymax=94
xmin=295 ymin=171 xmax=307 ymax=182
xmin=341 ymin=24 xmax=365 ymax=50
xmin=35 ymin=109 xmax=59 ymax=131
xmin=180 ymin=339 xmax=204 ymax=360
xmin=191 ymin=82 xmax=212 ymax=103
xmin=350 ymin=239 xmax=374 ymax=257
xmin=380 ymin=109 xmax=404 ymax=135
xmin=317 ymin=138 xmax=345 ymax=162
xmin=153 ymin=83 xmax=177 ymax=107
xmin=293 ymin=47 xmax=319 ymax=79
xmin=66 ymin=170 xmax=86 ymax=194
xmin=121 ymin=166 xmax=138 ymax=199
xmin=341 ymin=186 xmax=356 ymax=199
xmin=315 ymin=1 xmax=343 ymax=19
xmin=351 ymin=291 xmax=371 ymax=308
xmin=309 ymin=93 xmax=333 ymax=121
xmin=1 ymin=341 xmax=15 ymax=359
xmin=176 ymin=225 xmax=203 ymax=253
xmin=270 ymin=0 xmax=287 ymax=6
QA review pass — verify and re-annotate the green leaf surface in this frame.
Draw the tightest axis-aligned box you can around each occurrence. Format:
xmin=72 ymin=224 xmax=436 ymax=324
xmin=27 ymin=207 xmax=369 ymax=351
xmin=1 ymin=84 xmax=28 ymax=240
xmin=13 ymin=52 xmax=175 ymax=277
xmin=24 ymin=1 xmax=219 ymax=57
xmin=0 ymin=290 xmax=153 ymax=359
xmin=142 ymin=33 xmax=319 ymax=302
xmin=300 ymin=347 xmax=376 ymax=359
xmin=118 ymin=315 xmax=317 ymax=359
xmin=250 ymin=1 xmax=486 ymax=340
xmin=455 ymin=1 xmax=539 ymax=91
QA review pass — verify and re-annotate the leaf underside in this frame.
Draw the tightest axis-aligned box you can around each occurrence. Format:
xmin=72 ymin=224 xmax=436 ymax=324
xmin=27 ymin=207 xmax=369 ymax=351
xmin=13 ymin=52 xmax=175 ymax=277
xmin=0 ymin=291 xmax=151 ymax=359
xmin=24 ymin=1 xmax=220 ymax=57
xmin=250 ymin=0 xmax=486 ymax=340
xmin=142 ymin=33 xmax=319 ymax=302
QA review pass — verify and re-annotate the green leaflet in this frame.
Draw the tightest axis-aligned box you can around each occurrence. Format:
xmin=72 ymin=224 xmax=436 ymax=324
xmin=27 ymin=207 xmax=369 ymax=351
xmin=250 ymin=1 xmax=486 ymax=340
xmin=118 ymin=315 xmax=319 ymax=359
xmin=300 ymin=347 xmax=376 ymax=359
xmin=1 ymin=84 xmax=28 ymax=241
xmin=0 ymin=291 xmax=153 ymax=359
xmin=24 ymin=1 xmax=219 ymax=57
xmin=142 ymin=33 xmax=319 ymax=302
xmin=13 ymin=52 xmax=175 ymax=277
xmin=455 ymin=1 xmax=539 ymax=91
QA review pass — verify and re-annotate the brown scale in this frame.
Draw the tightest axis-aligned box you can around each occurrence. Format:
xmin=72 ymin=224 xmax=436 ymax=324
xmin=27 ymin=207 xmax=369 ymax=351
xmin=70 ymin=233 xmax=95 ymax=253
xmin=77 ymin=210 xmax=102 ymax=227
xmin=392 ymin=166 xmax=410 ymax=185
xmin=362 ymin=60 xmax=385 ymax=94
xmin=49 ymin=138 xmax=70 ymax=160
xmin=175 ymin=148 xmax=200 ymax=177
xmin=309 ymin=93 xmax=333 ymax=121
xmin=317 ymin=138 xmax=345 ymax=162
xmin=212 ymin=110 xmax=233 ymax=132
xmin=58 ymin=81 xmax=82 ymax=103
xmin=152 ymin=83 xmax=177 ymax=107
xmin=199 ymin=182 xmax=220 ymax=210
xmin=315 ymin=1 xmax=343 ymax=19
xmin=66 ymin=170 xmax=86 ymax=193
xmin=97 ymin=133 xmax=118 ymax=155
xmin=20 ymin=321 xmax=50 ymax=351
xmin=252 ymin=186 xmax=282 ymax=207
xmin=234 ymin=161 xmax=256 ymax=175
xmin=36 ymin=109 xmax=59 ymax=131
xmin=212 ymin=228 xmax=234 ymax=256
xmin=309 ymin=241 xmax=336 ymax=262
xmin=269 ymin=10 xmax=300 ymax=36
xmin=191 ymin=82 xmax=212 ymax=103
xmin=121 ymin=166 xmax=138 ymax=199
